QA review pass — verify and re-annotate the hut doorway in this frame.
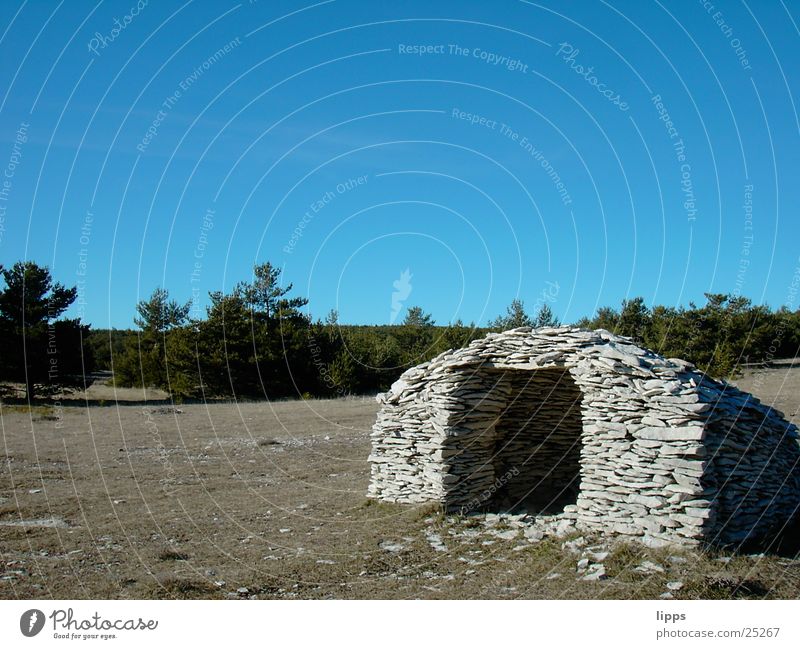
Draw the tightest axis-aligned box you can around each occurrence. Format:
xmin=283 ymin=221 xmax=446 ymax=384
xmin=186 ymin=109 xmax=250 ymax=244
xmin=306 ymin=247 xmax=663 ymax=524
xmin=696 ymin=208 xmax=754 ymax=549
xmin=445 ymin=367 xmax=585 ymax=515
xmin=488 ymin=367 xmax=584 ymax=514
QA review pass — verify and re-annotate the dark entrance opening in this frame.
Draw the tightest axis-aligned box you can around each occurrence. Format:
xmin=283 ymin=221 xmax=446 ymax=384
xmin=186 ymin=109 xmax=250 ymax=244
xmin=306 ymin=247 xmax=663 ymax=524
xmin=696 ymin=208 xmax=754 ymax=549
xmin=486 ymin=367 xmax=584 ymax=514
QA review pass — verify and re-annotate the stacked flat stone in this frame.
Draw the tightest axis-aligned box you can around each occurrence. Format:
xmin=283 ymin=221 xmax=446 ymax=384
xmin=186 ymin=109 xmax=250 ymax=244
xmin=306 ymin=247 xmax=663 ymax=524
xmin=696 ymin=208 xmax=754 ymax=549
xmin=367 ymin=326 xmax=800 ymax=547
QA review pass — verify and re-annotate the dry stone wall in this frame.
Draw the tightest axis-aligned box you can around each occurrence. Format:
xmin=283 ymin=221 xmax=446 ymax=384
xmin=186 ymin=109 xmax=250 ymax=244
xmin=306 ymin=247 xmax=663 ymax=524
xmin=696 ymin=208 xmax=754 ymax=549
xmin=368 ymin=326 xmax=800 ymax=547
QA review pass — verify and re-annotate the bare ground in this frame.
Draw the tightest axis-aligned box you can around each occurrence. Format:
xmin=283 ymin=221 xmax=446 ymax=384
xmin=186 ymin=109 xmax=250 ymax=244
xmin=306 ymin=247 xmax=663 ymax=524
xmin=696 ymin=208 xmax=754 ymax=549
xmin=1 ymin=362 xmax=799 ymax=600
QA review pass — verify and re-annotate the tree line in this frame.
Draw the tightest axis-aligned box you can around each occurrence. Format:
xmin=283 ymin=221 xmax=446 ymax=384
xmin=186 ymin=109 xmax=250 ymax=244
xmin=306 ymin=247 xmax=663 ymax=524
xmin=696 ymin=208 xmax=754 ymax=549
xmin=1 ymin=260 xmax=798 ymax=401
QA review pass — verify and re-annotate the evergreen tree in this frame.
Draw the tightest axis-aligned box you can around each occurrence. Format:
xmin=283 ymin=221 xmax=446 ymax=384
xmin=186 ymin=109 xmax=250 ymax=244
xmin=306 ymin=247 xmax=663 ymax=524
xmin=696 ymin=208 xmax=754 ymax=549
xmin=197 ymin=290 xmax=257 ymax=397
xmin=133 ymin=287 xmax=190 ymax=332
xmin=117 ymin=288 xmax=191 ymax=392
xmin=238 ymin=262 xmax=308 ymax=323
xmin=534 ymin=303 xmax=560 ymax=328
xmin=617 ymin=297 xmax=650 ymax=342
xmin=489 ymin=299 xmax=532 ymax=330
xmin=327 ymin=350 xmax=357 ymax=395
xmin=0 ymin=262 xmax=88 ymax=399
xmin=403 ymin=306 xmax=435 ymax=327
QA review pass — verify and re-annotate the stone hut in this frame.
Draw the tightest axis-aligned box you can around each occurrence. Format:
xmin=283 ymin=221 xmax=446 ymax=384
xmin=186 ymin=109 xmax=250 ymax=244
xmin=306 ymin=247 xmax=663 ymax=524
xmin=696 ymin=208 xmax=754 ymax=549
xmin=367 ymin=327 xmax=800 ymax=547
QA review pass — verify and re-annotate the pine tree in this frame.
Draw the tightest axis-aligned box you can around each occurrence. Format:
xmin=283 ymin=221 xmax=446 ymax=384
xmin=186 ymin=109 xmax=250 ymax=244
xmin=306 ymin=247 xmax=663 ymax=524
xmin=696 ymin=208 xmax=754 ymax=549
xmin=534 ymin=303 xmax=560 ymax=328
xmin=133 ymin=288 xmax=190 ymax=332
xmin=403 ymin=306 xmax=435 ymax=327
xmin=489 ymin=299 xmax=532 ymax=330
xmin=0 ymin=262 xmax=84 ymax=399
xmin=237 ymin=262 xmax=308 ymax=323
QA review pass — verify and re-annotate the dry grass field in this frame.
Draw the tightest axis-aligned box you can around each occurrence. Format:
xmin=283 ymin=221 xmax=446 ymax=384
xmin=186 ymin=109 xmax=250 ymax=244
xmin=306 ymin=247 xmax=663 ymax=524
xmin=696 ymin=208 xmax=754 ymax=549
xmin=1 ymin=362 xmax=799 ymax=600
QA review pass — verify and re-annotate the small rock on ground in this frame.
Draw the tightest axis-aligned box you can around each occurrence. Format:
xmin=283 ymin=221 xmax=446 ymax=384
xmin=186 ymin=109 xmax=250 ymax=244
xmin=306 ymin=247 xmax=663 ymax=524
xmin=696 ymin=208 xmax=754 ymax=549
xmin=581 ymin=565 xmax=607 ymax=581
xmin=634 ymin=560 xmax=665 ymax=574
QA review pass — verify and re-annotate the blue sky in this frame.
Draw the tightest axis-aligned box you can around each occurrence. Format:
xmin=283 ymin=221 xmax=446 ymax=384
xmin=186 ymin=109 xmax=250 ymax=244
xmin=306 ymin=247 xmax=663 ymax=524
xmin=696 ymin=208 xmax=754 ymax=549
xmin=0 ymin=0 xmax=798 ymax=328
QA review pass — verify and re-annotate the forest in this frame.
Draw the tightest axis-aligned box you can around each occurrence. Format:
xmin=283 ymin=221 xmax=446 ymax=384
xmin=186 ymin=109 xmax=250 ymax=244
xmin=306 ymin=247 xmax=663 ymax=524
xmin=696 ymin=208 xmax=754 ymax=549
xmin=1 ymin=260 xmax=798 ymax=401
